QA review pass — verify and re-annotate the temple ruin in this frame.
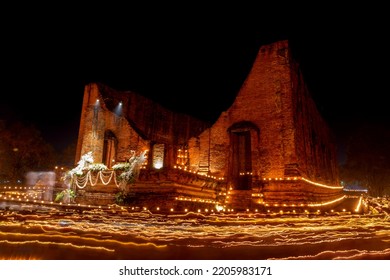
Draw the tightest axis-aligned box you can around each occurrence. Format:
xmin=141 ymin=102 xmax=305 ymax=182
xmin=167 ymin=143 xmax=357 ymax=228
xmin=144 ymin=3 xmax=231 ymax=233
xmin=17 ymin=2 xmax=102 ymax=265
xmin=74 ymin=40 xmax=343 ymax=212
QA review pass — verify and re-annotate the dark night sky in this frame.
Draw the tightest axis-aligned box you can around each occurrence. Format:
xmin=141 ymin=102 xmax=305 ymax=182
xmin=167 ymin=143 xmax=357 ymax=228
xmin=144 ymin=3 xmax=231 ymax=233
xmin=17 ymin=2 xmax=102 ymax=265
xmin=1 ymin=7 xmax=388 ymax=157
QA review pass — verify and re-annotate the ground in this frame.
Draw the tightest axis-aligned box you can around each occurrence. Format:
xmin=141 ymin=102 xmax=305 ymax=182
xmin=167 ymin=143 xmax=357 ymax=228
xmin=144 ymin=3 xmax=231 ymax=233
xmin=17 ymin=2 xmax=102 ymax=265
xmin=0 ymin=195 xmax=389 ymax=260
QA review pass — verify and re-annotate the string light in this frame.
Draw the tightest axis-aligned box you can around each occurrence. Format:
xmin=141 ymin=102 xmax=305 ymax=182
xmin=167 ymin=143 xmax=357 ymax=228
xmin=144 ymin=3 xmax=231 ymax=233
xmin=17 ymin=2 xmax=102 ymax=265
xmin=262 ymin=176 xmax=342 ymax=189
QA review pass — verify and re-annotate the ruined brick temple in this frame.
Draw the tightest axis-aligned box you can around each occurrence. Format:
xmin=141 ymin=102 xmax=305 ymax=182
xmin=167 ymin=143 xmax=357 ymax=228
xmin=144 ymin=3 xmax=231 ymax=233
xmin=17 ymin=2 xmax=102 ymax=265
xmin=75 ymin=40 xmax=343 ymax=212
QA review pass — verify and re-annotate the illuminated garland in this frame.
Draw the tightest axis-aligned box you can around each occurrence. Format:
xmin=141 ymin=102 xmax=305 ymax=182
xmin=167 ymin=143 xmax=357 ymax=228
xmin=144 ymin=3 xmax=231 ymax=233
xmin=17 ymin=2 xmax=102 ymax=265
xmin=73 ymin=170 xmax=120 ymax=189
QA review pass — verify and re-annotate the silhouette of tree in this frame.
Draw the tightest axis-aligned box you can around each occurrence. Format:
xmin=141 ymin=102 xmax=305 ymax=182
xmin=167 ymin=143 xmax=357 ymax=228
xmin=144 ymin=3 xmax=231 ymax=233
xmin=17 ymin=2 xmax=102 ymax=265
xmin=58 ymin=140 xmax=77 ymax=168
xmin=0 ymin=120 xmax=56 ymax=183
xmin=340 ymin=122 xmax=390 ymax=196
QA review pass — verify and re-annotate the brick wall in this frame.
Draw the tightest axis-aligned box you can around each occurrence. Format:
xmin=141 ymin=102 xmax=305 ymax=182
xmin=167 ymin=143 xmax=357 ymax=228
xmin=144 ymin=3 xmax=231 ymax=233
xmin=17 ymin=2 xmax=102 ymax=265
xmin=188 ymin=40 xmax=339 ymax=188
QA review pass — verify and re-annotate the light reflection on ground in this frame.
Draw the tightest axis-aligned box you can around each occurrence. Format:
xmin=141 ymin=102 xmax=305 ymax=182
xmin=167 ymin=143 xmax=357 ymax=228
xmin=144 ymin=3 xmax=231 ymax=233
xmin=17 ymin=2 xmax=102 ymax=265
xmin=1 ymin=201 xmax=389 ymax=260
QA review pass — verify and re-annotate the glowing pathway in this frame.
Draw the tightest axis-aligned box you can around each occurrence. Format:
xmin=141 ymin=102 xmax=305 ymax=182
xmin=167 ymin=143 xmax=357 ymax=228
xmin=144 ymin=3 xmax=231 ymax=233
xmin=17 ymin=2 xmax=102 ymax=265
xmin=0 ymin=202 xmax=389 ymax=260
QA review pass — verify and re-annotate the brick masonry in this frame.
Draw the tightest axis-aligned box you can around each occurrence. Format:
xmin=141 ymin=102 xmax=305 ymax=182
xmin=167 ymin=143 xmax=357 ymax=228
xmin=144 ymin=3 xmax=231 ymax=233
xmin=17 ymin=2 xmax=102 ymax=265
xmin=75 ymin=40 xmax=342 ymax=211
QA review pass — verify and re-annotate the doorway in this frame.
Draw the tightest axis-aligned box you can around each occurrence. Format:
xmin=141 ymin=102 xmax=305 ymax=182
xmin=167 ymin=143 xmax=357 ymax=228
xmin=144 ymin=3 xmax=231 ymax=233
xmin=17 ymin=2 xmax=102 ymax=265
xmin=102 ymin=130 xmax=118 ymax=168
xmin=231 ymin=130 xmax=252 ymax=190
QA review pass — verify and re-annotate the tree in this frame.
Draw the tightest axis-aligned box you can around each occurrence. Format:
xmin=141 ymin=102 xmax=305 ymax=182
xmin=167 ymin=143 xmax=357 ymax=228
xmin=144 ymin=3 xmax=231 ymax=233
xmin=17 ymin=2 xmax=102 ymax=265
xmin=0 ymin=120 xmax=56 ymax=183
xmin=58 ymin=140 xmax=77 ymax=168
xmin=340 ymin=122 xmax=390 ymax=197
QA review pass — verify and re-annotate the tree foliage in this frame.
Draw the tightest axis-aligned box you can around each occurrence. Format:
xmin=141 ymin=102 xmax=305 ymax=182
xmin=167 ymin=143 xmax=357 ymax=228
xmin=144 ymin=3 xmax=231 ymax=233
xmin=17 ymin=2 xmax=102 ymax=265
xmin=340 ymin=122 xmax=390 ymax=196
xmin=0 ymin=120 xmax=56 ymax=182
xmin=58 ymin=140 xmax=77 ymax=168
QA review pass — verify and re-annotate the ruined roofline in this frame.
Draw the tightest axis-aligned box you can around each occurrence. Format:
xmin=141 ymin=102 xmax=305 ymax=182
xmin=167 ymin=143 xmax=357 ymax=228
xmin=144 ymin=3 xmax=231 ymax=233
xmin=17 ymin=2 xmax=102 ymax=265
xmin=93 ymin=81 xmax=212 ymax=127
xmin=89 ymin=82 xmax=211 ymax=144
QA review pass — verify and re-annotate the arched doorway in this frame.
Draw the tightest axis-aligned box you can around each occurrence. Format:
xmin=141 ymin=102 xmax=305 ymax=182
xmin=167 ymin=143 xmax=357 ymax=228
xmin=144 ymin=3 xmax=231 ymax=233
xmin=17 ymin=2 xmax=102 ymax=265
xmin=102 ymin=130 xmax=118 ymax=168
xmin=228 ymin=121 xmax=259 ymax=190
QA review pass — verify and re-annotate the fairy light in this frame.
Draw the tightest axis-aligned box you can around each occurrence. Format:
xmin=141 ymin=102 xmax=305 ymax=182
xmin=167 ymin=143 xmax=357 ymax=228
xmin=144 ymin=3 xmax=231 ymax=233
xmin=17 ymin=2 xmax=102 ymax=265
xmin=308 ymin=195 xmax=346 ymax=207
xmin=262 ymin=176 xmax=342 ymax=189
xmin=0 ymin=178 xmax=381 ymax=218
xmin=300 ymin=177 xmax=343 ymax=189
xmin=174 ymin=196 xmax=217 ymax=205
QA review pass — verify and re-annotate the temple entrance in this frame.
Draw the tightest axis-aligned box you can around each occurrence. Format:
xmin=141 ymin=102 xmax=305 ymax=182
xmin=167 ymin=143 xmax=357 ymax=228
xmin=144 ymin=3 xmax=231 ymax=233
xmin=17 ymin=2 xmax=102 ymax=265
xmin=231 ymin=130 xmax=252 ymax=190
xmin=102 ymin=130 xmax=118 ymax=168
xmin=228 ymin=121 xmax=259 ymax=191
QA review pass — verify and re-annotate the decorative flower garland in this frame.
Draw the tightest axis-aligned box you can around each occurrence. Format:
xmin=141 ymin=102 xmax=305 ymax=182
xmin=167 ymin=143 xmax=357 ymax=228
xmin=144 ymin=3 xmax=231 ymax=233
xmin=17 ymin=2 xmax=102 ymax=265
xmin=64 ymin=151 xmax=147 ymax=190
xmin=73 ymin=170 xmax=121 ymax=189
